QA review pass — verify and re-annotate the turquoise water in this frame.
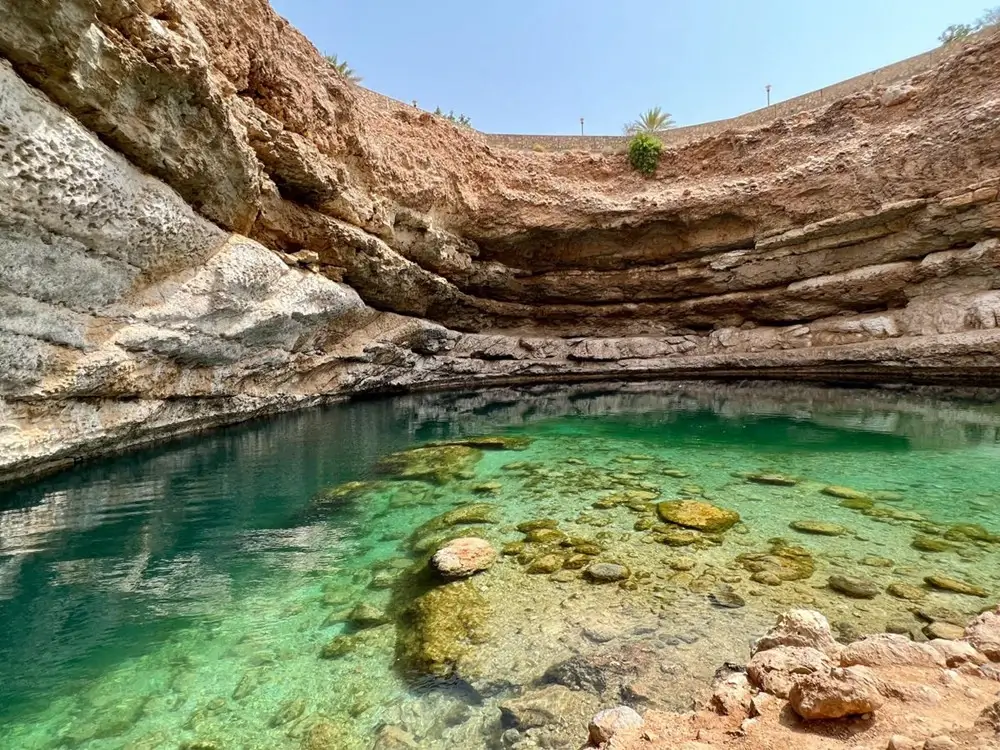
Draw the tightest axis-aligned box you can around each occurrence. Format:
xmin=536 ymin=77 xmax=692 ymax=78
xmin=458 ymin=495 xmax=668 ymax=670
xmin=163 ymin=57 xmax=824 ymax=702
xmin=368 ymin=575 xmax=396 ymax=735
xmin=1 ymin=382 xmax=999 ymax=749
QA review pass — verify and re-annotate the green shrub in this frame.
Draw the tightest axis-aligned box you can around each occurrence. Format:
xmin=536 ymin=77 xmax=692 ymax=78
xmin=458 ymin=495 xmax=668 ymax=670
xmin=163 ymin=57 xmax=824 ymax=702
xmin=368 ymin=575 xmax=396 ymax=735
xmin=627 ymin=133 xmax=662 ymax=176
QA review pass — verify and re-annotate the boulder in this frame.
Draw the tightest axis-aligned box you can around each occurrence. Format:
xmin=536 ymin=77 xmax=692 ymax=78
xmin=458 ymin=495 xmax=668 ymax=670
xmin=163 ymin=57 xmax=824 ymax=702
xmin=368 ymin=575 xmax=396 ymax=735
xmin=430 ymin=537 xmax=497 ymax=578
xmin=787 ymin=666 xmax=885 ymax=720
xmin=396 ymin=580 xmax=489 ymax=678
xmin=839 ymin=634 xmax=946 ymax=668
xmin=924 ymin=574 xmax=989 ymax=598
xmin=588 ymin=706 xmax=644 ymax=745
xmin=709 ymin=672 xmax=753 ymax=716
xmin=828 ymin=575 xmax=879 ymax=599
xmin=746 ymin=646 xmax=832 ymax=698
xmin=926 ymin=639 xmax=988 ymax=667
xmin=922 ymin=622 xmax=964 ymax=641
xmin=752 ymin=610 xmax=841 ymax=657
xmin=656 ymin=500 xmax=740 ymax=532
xmin=963 ymin=605 xmax=1000 ymax=660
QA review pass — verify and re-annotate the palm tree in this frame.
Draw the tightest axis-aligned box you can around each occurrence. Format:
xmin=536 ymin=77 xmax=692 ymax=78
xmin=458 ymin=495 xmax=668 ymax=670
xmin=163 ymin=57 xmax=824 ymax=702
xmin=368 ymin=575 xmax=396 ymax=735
xmin=324 ymin=54 xmax=361 ymax=84
xmin=624 ymin=106 xmax=674 ymax=135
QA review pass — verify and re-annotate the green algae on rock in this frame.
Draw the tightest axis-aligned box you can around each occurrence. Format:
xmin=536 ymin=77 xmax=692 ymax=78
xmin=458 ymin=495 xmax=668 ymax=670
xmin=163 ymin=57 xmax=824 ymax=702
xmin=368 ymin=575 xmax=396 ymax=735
xmin=912 ymin=535 xmax=957 ymax=553
xmin=376 ymin=445 xmax=484 ymax=484
xmin=396 ymin=580 xmax=490 ymax=679
xmin=886 ymin=582 xmax=927 ymax=601
xmin=313 ymin=480 xmax=385 ymax=505
xmin=944 ymin=524 xmax=999 ymax=543
xmin=657 ymin=500 xmax=740 ymax=532
xmin=924 ymin=574 xmax=990 ymax=598
xmin=790 ymin=520 xmax=850 ymax=536
xmin=425 ymin=435 xmax=533 ymax=451
xmin=516 ymin=519 xmax=559 ymax=533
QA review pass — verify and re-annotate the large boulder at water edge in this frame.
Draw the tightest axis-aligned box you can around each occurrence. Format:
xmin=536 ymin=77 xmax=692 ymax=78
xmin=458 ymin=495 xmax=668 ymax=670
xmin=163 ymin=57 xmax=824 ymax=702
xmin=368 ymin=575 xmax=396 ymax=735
xmin=788 ymin=666 xmax=884 ymax=720
xmin=396 ymin=580 xmax=490 ymax=678
xmin=752 ymin=609 xmax=842 ymax=657
xmin=656 ymin=500 xmax=740 ymax=532
xmin=964 ymin=605 xmax=1000 ymax=660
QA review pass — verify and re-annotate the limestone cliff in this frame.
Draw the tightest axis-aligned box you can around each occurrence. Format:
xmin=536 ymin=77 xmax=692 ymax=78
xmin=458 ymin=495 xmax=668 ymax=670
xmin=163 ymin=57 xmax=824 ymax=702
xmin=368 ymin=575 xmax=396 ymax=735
xmin=1 ymin=0 xmax=1000 ymax=481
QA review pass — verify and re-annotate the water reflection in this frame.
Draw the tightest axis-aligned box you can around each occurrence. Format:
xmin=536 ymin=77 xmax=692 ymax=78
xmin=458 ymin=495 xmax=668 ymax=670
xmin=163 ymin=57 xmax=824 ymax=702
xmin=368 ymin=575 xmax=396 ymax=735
xmin=1 ymin=380 xmax=999 ymax=719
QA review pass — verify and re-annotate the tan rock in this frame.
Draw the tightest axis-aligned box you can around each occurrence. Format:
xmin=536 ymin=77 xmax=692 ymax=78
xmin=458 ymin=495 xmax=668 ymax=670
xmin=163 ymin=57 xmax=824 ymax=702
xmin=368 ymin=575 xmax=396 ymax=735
xmin=963 ymin=605 xmax=1000 ymax=660
xmin=588 ymin=705 xmax=644 ymax=744
xmin=926 ymin=639 xmax=988 ymax=667
xmin=887 ymin=735 xmax=922 ymax=750
xmin=709 ymin=672 xmax=753 ymax=716
xmin=840 ymin=634 xmax=946 ymax=668
xmin=787 ymin=666 xmax=885 ymax=720
xmin=746 ymin=646 xmax=832 ymax=698
xmin=752 ymin=609 xmax=842 ymax=657
xmin=430 ymin=537 xmax=497 ymax=578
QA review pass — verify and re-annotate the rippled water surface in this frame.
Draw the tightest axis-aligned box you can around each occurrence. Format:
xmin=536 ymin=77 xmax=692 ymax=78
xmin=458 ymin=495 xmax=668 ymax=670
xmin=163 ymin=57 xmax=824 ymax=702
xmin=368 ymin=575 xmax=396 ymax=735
xmin=2 ymin=382 xmax=1000 ymax=750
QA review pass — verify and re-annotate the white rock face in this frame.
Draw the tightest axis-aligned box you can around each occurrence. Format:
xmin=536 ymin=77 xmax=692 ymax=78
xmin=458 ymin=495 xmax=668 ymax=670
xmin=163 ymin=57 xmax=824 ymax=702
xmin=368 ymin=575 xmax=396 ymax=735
xmin=588 ymin=705 xmax=643 ymax=744
xmin=839 ymin=634 xmax=947 ymax=669
xmin=747 ymin=646 xmax=833 ymax=698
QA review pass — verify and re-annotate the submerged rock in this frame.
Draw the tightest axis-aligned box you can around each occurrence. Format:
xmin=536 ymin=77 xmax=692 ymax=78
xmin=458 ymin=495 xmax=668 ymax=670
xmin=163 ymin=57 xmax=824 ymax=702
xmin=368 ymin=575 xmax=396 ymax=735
xmin=499 ymin=685 xmax=596 ymax=731
xmin=426 ymin=435 xmax=532 ymax=451
xmin=524 ymin=528 xmax=566 ymax=544
xmin=821 ymin=486 xmax=871 ymax=500
xmin=348 ymin=602 xmax=389 ymax=629
xmin=709 ymin=584 xmax=746 ymax=609
xmin=396 ymin=580 xmax=490 ymax=679
xmin=944 ymin=523 xmax=999 ymax=543
xmin=924 ymin=574 xmax=989 ymax=597
xmin=790 ymin=520 xmax=849 ymax=536
xmin=516 ymin=518 xmax=559 ymax=533
xmin=319 ymin=635 xmax=358 ymax=659
xmin=656 ymin=500 xmax=740 ymax=532
xmin=430 ymin=537 xmax=497 ymax=578
xmin=840 ymin=497 xmax=875 ymax=510
xmin=375 ymin=445 xmax=483 ymax=484
xmin=828 ymin=575 xmax=879 ymax=599
xmin=912 ymin=535 xmax=957 ymax=553
xmin=737 ymin=539 xmax=815 ymax=582
xmin=584 ymin=562 xmax=631 ymax=583
xmin=313 ymin=480 xmax=384 ymax=505
xmin=747 ymin=473 xmax=798 ymax=487
xmin=269 ymin=697 xmax=306 ymax=727
xmin=526 ymin=554 xmax=564 ymax=574
xmin=886 ymin=582 xmax=927 ymax=601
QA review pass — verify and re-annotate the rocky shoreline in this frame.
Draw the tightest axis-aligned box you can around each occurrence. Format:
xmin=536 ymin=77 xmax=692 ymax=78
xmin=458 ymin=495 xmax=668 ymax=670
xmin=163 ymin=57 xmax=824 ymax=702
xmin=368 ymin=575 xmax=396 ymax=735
xmin=597 ymin=607 xmax=1000 ymax=750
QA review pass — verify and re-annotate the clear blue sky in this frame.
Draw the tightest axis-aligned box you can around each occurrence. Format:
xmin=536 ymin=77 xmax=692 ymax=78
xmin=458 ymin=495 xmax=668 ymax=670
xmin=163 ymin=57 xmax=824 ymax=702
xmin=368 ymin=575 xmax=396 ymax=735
xmin=270 ymin=0 xmax=988 ymax=135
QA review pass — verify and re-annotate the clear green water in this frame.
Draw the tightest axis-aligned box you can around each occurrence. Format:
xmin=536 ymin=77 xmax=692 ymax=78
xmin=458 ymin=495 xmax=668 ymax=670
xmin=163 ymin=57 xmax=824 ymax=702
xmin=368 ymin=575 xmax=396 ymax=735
xmin=2 ymin=382 xmax=999 ymax=750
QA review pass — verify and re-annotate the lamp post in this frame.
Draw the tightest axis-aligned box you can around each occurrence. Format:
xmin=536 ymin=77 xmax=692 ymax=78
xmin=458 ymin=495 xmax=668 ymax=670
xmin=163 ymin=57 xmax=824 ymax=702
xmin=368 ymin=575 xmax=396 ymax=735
xmin=765 ymin=85 xmax=771 ymax=107
xmin=580 ymin=117 xmax=584 ymax=135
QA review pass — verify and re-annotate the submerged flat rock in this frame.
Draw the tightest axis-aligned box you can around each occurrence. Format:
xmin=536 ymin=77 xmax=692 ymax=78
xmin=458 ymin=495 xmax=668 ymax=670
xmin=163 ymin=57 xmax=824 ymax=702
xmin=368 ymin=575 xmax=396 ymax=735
xmin=656 ymin=500 xmax=740 ymax=533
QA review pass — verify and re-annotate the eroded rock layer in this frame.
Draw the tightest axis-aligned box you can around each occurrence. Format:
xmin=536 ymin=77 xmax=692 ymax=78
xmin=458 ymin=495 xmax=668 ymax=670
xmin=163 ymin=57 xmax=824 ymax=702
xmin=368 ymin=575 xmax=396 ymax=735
xmin=1 ymin=0 xmax=999 ymax=480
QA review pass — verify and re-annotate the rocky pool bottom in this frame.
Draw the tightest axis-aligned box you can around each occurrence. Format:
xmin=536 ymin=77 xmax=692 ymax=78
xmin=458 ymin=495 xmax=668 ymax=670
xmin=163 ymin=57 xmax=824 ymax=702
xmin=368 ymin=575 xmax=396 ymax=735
xmin=1 ymin=382 xmax=999 ymax=750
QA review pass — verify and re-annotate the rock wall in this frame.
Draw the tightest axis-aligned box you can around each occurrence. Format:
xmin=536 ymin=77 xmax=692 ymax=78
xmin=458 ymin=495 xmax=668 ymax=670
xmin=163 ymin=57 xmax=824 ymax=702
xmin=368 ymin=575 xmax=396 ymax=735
xmin=1 ymin=0 xmax=1000 ymax=482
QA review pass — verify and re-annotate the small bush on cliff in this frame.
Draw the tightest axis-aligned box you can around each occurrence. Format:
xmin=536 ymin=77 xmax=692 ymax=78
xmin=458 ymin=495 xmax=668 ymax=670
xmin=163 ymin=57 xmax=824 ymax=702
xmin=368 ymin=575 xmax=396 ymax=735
xmin=627 ymin=133 xmax=662 ymax=176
